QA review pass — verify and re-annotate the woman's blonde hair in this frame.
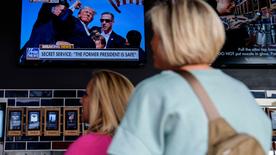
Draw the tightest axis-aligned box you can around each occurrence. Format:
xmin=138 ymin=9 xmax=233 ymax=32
xmin=149 ymin=0 xmax=225 ymax=67
xmin=86 ymin=70 xmax=134 ymax=136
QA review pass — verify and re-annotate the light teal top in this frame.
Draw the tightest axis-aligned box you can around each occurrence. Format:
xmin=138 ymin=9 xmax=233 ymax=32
xmin=108 ymin=70 xmax=272 ymax=155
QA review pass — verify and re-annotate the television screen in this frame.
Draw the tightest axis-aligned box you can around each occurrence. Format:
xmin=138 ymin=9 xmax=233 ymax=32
xmin=19 ymin=0 xmax=145 ymax=67
xmin=0 ymin=103 xmax=5 ymax=141
xmin=207 ymin=0 xmax=276 ymax=68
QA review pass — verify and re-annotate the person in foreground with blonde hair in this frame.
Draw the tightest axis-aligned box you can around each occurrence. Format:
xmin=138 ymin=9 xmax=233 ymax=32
xmin=65 ymin=70 xmax=134 ymax=155
xmin=108 ymin=0 xmax=272 ymax=154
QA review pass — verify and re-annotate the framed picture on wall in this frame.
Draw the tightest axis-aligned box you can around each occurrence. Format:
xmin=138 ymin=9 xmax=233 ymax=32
xmin=44 ymin=108 xmax=60 ymax=136
xmin=26 ymin=108 xmax=42 ymax=136
xmin=267 ymin=108 xmax=276 ymax=136
xmin=63 ymin=107 xmax=80 ymax=136
xmin=7 ymin=108 xmax=23 ymax=136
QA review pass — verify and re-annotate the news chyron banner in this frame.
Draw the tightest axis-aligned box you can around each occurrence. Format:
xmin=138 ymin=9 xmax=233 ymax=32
xmin=26 ymin=48 xmax=139 ymax=61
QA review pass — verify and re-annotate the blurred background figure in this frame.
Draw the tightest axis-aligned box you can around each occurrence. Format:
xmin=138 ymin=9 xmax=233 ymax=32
xmin=215 ymin=0 xmax=236 ymax=15
xmin=92 ymin=34 xmax=106 ymax=49
xmin=126 ymin=30 xmax=143 ymax=49
xmin=126 ymin=30 xmax=145 ymax=62
xmin=65 ymin=70 xmax=134 ymax=155
xmin=207 ymin=0 xmax=261 ymax=49
xmin=207 ymin=0 xmax=257 ymax=29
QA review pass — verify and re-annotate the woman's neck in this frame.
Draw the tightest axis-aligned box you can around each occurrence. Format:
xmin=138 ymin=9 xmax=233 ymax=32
xmin=178 ymin=64 xmax=211 ymax=71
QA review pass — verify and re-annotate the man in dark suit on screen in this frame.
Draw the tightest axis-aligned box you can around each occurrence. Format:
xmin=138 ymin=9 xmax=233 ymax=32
xmin=56 ymin=2 xmax=96 ymax=48
xmin=90 ymin=12 xmax=126 ymax=48
xmin=19 ymin=1 xmax=69 ymax=64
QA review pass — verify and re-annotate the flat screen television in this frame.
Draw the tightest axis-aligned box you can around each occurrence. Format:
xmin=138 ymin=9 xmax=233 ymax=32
xmin=0 ymin=101 xmax=6 ymax=141
xmin=208 ymin=0 xmax=276 ymax=68
xmin=19 ymin=0 xmax=146 ymax=67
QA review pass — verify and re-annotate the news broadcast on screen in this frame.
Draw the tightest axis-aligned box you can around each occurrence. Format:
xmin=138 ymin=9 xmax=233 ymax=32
xmin=210 ymin=0 xmax=276 ymax=67
xmin=19 ymin=0 xmax=145 ymax=66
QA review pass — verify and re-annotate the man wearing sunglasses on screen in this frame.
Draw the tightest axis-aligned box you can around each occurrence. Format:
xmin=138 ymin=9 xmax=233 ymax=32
xmin=90 ymin=12 xmax=126 ymax=48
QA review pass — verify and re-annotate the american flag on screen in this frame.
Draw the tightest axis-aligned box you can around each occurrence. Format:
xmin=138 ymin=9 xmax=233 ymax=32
xmin=108 ymin=0 xmax=144 ymax=13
